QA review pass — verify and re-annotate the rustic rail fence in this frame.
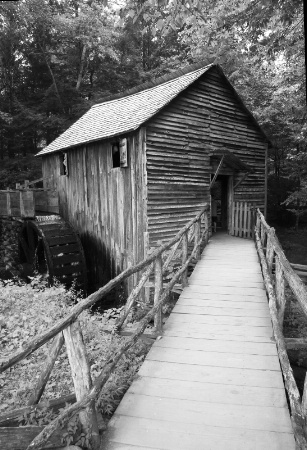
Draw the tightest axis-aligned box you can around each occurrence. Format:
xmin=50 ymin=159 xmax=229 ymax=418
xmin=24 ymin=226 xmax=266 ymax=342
xmin=230 ymin=201 xmax=256 ymax=238
xmin=0 ymin=206 xmax=209 ymax=450
xmin=0 ymin=179 xmax=59 ymax=218
xmin=255 ymin=210 xmax=307 ymax=449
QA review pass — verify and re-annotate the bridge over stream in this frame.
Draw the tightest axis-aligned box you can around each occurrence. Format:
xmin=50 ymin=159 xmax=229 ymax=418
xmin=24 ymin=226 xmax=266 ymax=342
xmin=101 ymin=233 xmax=296 ymax=450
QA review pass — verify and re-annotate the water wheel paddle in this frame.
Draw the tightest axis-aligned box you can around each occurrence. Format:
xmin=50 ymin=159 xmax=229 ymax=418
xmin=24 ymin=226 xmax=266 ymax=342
xmin=19 ymin=216 xmax=87 ymax=291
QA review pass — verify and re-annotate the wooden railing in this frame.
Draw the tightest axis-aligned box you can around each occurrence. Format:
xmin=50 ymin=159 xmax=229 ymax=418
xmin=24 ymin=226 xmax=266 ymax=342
xmin=0 ymin=206 xmax=209 ymax=450
xmin=0 ymin=179 xmax=59 ymax=218
xmin=255 ymin=210 xmax=307 ymax=449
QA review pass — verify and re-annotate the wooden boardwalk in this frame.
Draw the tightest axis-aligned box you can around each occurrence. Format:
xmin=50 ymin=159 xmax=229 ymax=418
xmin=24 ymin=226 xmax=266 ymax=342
xmin=101 ymin=233 xmax=296 ymax=450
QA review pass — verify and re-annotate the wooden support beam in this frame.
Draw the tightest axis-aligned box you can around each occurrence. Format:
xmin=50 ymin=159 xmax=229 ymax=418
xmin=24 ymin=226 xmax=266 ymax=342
xmin=275 ymin=256 xmax=286 ymax=325
xmin=181 ymin=232 xmax=188 ymax=288
xmin=27 ymin=333 xmax=64 ymax=406
xmin=266 ymin=229 xmax=275 ymax=275
xmin=210 ymin=155 xmax=225 ymax=189
xmin=153 ymin=256 xmax=163 ymax=333
xmin=63 ymin=321 xmax=100 ymax=450
xmin=116 ymin=263 xmax=154 ymax=331
xmin=194 ymin=219 xmax=201 ymax=260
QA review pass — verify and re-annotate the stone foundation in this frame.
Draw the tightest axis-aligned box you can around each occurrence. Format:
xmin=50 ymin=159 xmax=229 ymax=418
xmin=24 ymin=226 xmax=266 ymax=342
xmin=0 ymin=218 xmax=23 ymax=278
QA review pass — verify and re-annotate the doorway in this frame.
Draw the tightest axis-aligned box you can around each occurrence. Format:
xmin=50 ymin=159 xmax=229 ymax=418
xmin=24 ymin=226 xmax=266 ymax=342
xmin=210 ymin=174 xmax=233 ymax=232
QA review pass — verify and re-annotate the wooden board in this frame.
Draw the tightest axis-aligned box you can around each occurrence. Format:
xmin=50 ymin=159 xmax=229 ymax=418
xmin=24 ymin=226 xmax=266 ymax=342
xmin=102 ymin=415 xmax=295 ymax=450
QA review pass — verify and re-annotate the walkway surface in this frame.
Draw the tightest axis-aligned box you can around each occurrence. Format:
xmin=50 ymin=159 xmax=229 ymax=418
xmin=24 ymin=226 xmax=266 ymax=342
xmin=101 ymin=233 xmax=296 ymax=450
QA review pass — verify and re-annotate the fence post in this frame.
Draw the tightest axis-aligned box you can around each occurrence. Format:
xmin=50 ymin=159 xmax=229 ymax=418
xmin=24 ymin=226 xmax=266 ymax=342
xmin=194 ymin=219 xmax=201 ymax=260
xmin=181 ymin=232 xmax=188 ymax=288
xmin=154 ymin=255 xmax=163 ymax=333
xmin=243 ymin=202 xmax=248 ymax=238
xmin=203 ymin=211 xmax=209 ymax=244
xmin=63 ymin=321 xmax=100 ymax=450
xmin=266 ymin=229 xmax=275 ymax=275
xmin=275 ymin=256 xmax=286 ymax=325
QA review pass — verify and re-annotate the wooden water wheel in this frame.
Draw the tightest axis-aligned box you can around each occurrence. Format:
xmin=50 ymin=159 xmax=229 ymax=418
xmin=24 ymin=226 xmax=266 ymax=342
xmin=19 ymin=216 xmax=87 ymax=291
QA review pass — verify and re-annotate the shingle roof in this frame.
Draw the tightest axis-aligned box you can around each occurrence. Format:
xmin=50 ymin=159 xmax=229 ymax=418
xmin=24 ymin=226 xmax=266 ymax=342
xmin=37 ymin=62 xmax=215 ymax=156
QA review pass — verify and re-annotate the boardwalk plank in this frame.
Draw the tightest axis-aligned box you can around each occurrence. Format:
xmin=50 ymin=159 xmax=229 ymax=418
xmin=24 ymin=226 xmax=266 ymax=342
xmin=114 ymin=394 xmax=293 ymax=433
xmin=103 ymin=416 xmax=295 ymax=450
xmin=163 ymin=321 xmax=274 ymax=338
xmin=127 ymin=376 xmax=287 ymax=407
xmin=176 ymin=298 xmax=269 ymax=310
xmin=173 ymin=304 xmax=269 ymax=317
xmin=154 ymin=335 xmax=277 ymax=355
xmin=167 ymin=312 xmax=272 ymax=327
xmin=179 ymin=292 xmax=267 ymax=302
xmin=138 ymin=360 xmax=285 ymax=389
xmin=146 ymin=345 xmax=281 ymax=371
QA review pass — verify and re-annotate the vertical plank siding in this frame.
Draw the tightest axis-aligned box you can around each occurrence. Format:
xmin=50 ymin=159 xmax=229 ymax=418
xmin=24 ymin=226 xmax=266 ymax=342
xmin=42 ymin=129 xmax=147 ymax=291
xmin=231 ymin=201 xmax=256 ymax=239
xmin=146 ymin=66 xmax=266 ymax=248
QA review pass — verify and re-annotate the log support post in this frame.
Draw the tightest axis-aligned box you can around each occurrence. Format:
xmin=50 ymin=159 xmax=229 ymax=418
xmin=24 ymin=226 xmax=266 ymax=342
xmin=203 ymin=212 xmax=209 ymax=244
xmin=181 ymin=232 xmax=188 ymax=288
xmin=153 ymin=256 xmax=163 ymax=333
xmin=63 ymin=321 xmax=100 ymax=450
xmin=275 ymin=256 xmax=286 ymax=325
xmin=266 ymin=230 xmax=275 ymax=275
xmin=27 ymin=333 xmax=64 ymax=406
xmin=194 ymin=219 xmax=201 ymax=260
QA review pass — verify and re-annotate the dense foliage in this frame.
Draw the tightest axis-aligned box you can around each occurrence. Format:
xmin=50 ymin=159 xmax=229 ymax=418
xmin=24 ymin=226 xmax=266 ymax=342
xmin=0 ymin=0 xmax=306 ymax=221
xmin=0 ymin=278 xmax=150 ymax=419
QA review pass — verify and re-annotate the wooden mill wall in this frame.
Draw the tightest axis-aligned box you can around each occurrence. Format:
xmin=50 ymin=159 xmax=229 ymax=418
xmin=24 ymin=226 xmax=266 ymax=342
xmin=145 ymin=66 xmax=267 ymax=248
xmin=41 ymin=128 xmax=147 ymax=292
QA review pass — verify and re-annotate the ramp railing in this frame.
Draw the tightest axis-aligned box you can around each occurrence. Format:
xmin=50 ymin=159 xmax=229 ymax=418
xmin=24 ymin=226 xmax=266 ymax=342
xmin=255 ymin=209 xmax=307 ymax=449
xmin=0 ymin=205 xmax=209 ymax=450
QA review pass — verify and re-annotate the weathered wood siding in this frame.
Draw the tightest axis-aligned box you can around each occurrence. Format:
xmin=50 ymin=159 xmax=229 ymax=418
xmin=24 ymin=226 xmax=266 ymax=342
xmin=145 ymin=66 xmax=266 ymax=248
xmin=41 ymin=129 xmax=147 ymax=292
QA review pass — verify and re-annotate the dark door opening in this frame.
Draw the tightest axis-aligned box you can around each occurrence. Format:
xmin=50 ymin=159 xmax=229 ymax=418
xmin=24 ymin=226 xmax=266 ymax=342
xmin=211 ymin=175 xmax=230 ymax=231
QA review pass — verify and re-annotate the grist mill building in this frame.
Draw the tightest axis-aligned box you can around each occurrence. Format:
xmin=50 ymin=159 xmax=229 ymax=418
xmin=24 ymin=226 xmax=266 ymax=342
xmin=37 ymin=62 xmax=269 ymax=291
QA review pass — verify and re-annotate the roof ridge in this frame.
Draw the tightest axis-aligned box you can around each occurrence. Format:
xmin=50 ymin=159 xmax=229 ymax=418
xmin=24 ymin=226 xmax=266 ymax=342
xmin=92 ymin=58 xmax=216 ymax=107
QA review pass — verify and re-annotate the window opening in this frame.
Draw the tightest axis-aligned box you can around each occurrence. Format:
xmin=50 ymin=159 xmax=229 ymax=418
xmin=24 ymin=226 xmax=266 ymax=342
xmin=112 ymin=138 xmax=128 ymax=168
xmin=112 ymin=142 xmax=120 ymax=168
xmin=60 ymin=152 xmax=68 ymax=176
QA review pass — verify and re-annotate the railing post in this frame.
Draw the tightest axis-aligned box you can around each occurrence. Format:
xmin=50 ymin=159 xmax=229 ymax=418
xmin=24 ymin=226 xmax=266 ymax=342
xmin=63 ymin=320 xmax=100 ymax=450
xmin=302 ymin=377 xmax=307 ymax=425
xmin=255 ymin=211 xmax=260 ymax=237
xmin=154 ymin=255 xmax=163 ymax=333
xmin=203 ymin=211 xmax=209 ymax=244
xmin=194 ymin=219 xmax=201 ymax=260
xmin=275 ymin=256 xmax=286 ymax=325
xmin=266 ymin=229 xmax=275 ymax=275
xmin=181 ymin=231 xmax=188 ymax=288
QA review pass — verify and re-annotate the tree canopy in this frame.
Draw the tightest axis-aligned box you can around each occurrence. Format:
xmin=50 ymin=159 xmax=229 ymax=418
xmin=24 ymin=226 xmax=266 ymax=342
xmin=0 ymin=0 xmax=306 ymax=223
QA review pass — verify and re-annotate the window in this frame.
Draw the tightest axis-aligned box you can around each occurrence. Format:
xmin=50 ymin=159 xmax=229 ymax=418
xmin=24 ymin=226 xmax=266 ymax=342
xmin=60 ymin=152 xmax=68 ymax=176
xmin=112 ymin=138 xmax=128 ymax=168
xmin=112 ymin=142 xmax=120 ymax=168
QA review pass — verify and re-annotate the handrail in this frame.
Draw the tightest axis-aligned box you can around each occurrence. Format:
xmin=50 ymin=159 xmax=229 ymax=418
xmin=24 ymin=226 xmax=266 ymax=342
xmin=0 ymin=206 xmax=208 ymax=373
xmin=1 ymin=205 xmax=209 ymax=450
xmin=255 ymin=209 xmax=307 ymax=448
